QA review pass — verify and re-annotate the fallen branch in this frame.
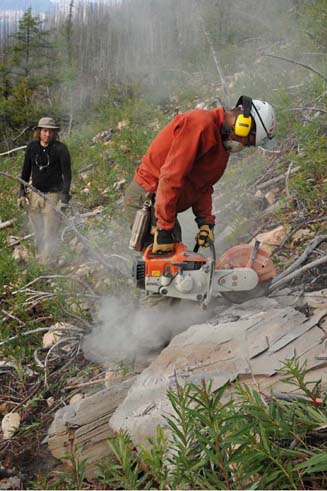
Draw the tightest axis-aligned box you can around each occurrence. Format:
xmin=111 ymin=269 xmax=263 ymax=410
xmin=13 ymin=274 xmax=96 ymax=296
xmin=263 ymin=54 xmax=327 ymax=83
xmin=0 ymin=325 xmax=84 ymax=347
xmin=0 ymin=146 xmax=27 ymax=157
xmin=13 ymin=383 xmax=42 ymax=412
xmin=65 ymin=377 xmax=107 ymax=390
xmin=58 ymin=303 xmax=93 ymax=329
xmin=12 ymin=127 xmax=31 ymax=142
xmin=0 ymin=219 xmax=16 ymax=230
xmin=285 ymin=162 xmax=294 ymax=201
xmin=6 ymin=233 xmax=33 ymax=248
xmin=256 ymin=166 xmax=301 ymax=191
xmin=273 ymin=235 xmax=327 ymax=282
xmin=278 ymin=217 xmax=327 ymax=249
xmin=269 ymin=255 xmax=327 ymax=293
xmin=1 ymin=309 xmax=25 ymax=326
xmin=284 ymin=107 xmax=327 ymax=114
xmin=80 ymin=208 xmax=104 ymax=219
xmin=44 ymin=336 xmax=80 ymax=387
xmin=78 ymin=162 xmax=100 ymax=174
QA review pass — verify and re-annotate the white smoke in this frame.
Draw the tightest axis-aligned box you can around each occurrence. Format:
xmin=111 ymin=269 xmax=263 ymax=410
xmin=82 ymin=294 xmax=215 ymax=364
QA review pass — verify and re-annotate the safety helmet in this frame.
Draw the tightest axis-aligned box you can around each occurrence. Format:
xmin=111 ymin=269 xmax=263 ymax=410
xmin=250 ymin=99 xmax=276 ymax=147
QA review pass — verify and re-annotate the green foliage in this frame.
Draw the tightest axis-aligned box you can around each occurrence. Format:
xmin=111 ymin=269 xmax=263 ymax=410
xmin=296 ymin=0 xmax=327 ymax=50
xmin=287 ymin=114 xmax=327 ymax=211
xmin=98 ymin=360 xmax=327 ymax=490
xmin=49 ymin=452 xmax=88 ymax=490
xmin=10 ymin=8 xmax=51 ymax=79
xmin=0 ymin=9 xmax=57 ymax=144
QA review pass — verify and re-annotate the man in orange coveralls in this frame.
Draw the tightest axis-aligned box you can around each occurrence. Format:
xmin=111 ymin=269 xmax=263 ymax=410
xmin=125 ymin=96 xmax=276 ymax=254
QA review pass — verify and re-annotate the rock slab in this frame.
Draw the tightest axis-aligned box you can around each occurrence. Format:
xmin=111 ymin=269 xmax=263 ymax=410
xmin=110 ymin=295 xmax=327 ymax=446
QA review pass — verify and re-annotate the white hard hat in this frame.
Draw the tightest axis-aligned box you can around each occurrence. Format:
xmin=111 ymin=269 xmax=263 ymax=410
xmin=251 ymin=100 xmax=276 ymax=147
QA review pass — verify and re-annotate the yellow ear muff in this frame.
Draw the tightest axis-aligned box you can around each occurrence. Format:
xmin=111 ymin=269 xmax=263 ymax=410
xmin=234 ymin=114 xmax=252 ymax=138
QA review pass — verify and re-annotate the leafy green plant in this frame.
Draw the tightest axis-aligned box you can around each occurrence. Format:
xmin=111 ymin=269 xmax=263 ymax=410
xmin=50 ymin=451 xmax=88 ymax=490
xmin=97 ymin=359 xmax=327 ymax=490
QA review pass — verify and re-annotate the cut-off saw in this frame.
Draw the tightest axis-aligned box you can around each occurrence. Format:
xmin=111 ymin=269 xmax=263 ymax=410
xmin=132 ymin=240 xmax=276 ymax=306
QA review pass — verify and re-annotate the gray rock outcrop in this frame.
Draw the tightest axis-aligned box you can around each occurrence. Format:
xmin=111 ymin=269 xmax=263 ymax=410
xmin=47 ymin=289 xmax=327 ymax=473
xmin=109 ymin=291 xmax=327 ymax=446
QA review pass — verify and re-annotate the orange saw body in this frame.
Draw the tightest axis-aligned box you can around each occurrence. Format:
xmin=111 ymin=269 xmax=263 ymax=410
xmin=133 ymin=241 xmax=276 ymax=305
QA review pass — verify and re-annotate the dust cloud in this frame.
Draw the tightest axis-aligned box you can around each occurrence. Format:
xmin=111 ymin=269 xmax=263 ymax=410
xmin=83 ymin=294 xmax=213 ymax=364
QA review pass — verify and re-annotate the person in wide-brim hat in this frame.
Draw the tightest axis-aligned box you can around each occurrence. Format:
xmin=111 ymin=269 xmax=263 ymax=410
xmin=18 ymin=116 xmax=72 ymax=265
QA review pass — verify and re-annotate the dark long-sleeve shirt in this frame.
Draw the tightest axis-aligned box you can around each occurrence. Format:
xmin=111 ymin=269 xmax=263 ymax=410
xmin=20 ymin=140 xmax=72 ymax=194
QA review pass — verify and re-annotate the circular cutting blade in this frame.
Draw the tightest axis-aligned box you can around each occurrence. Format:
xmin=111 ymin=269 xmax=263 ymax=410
xmin=220 ymin=280 xmax=272 ymax=304
xmin=216 ymin=243 xmax=276 ymax=282
xmin=216 ymin=243 xmax=276 ymax=304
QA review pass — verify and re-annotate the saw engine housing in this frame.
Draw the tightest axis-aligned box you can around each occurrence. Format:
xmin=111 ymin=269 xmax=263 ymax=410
xmin=133 ymin=242 xmax=276 ymax=304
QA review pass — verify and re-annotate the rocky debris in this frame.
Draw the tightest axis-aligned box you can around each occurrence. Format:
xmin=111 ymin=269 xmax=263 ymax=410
xmin=251 ymin=225 xmax=287 ymax=255
xmin=47 ymin=376 xmax=136 ymax=479
xmin=92 ymin=129 xmax=113 ymax=144
xmin=109 ymin=291 xmax=327 ymax=447
xmin=272 ymin=288 xmax=327 ymax=310
xmin=291 ymin=227 xmax=315 ymax=246
xmin=12 ymin=244 xmax=30 ymax=263
xmin=1 ymin=413 xmax=21 ymax=440
xmin=0 ymin=476 xmax=21 ymax=490
xmin=46 ymin=397 xmax=55 ymax=408
xmin=69 ymin=393 xmax=84 ymax=405
xmin=264 ymin=188 xmax=279 ymax=206
xmin=6 ymin=234 xmax=33 ymax=248
xmin=42 ymin=322 xmax=76 ymax=349
xmin=47 ymin=290 xmax=327 ymax=469
xmin=79 ymin=170 xmax=92 ymax=182
xmin=112 ymin=179 xmax=126 ymax=192
xmin=117 ymin=120 xmax=129 ymax=131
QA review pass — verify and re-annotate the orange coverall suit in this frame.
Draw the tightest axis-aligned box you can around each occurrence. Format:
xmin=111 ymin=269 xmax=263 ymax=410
xmin=134 ymin=107 xmax=229 ymax=231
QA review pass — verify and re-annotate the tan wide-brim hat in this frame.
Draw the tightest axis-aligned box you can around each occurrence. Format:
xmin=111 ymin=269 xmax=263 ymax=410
xmin=34 ymin=117 xmax=60 ymax=130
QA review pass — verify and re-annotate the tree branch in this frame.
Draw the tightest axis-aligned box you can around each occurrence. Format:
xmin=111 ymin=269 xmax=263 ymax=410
xmin=0 ymin=146 xmax=27 ymax=157
xmin=272 ymin=235 xmax=327 ymax=283
xmin=196 ymin=5 xmax=231 ymax=107
xmin=268 ymin=255 xmax=327 ymax=293
xmin=0 ymin=326 xmax=84 ymax=348
xmin=263 ymin=54 xmax=327 ymax=83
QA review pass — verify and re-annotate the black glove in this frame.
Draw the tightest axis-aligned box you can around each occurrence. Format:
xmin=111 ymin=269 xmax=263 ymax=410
xmin=59 ymin=192 xmax=72 ymax=204
xmin=152 ymin=229 xmax=176 ymax=254
xmin=18 ymin=187 xmax=26 ymax=198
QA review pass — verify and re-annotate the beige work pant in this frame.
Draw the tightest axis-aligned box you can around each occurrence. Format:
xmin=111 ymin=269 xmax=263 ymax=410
xmin=28 ymin=191 xmax=61 ymax=265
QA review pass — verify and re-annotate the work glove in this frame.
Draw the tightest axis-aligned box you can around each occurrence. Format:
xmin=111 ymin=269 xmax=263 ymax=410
xmin=195 ymin=224 xmax=214 ymax=248
xmin=17 ymin=189 xmax=29 ymax=210
xmin=152 ymin=228 xmax=176 ymax=254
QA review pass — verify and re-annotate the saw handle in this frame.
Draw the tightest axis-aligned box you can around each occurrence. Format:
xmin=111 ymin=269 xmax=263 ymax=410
xmin=193 ymin=243 xmax=200 ymax=253
xmin=247 ymin=240 xmax=261 ymax=268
